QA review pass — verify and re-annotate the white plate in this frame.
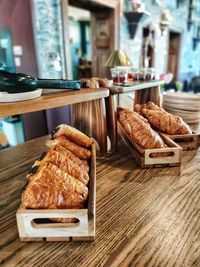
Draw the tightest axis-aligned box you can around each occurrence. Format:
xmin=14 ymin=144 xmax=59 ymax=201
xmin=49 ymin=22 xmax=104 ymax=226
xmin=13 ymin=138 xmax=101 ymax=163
xmin=0 ymin=89 xmax=42 ymax=102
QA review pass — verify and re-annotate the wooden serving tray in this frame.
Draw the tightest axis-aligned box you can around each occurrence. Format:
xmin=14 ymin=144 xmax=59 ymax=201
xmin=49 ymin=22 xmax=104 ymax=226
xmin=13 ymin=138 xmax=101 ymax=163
xmin=160 ymin=132 xmax=200 ymax=151
xmin=118 ymin=122 xmax=182 ymax=168
xmin=16 ymin=143 xmax=96 ymax=242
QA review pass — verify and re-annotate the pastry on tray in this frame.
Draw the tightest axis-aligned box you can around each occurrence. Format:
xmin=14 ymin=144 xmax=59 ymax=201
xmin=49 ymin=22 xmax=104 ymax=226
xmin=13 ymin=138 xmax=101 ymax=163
xmin=52 ymin=144 xmax=89 ymax=172
xmin=22 ymin=163 xmax=88 ymax=209
xmin=52 ymin=124 xmax=93 ymax=148
xmin=27 ymin=149 xmax=89 ymax=185
xmin=135 ymin=102 xmax=164 ymax=113
xmin=46 ymin=136 xmax=91 ymax=160
xmin=118 ymin=108 xmax=166 ymax=149
xmin=135 ymin=102 xmax=192 ymax=135
xmin=21 ymin=124 xmax=94 ymax=224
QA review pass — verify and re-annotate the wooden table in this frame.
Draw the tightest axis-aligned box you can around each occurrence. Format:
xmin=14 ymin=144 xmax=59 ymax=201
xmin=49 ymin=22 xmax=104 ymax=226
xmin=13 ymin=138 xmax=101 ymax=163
xmin=0 ymin=132 xmax=199 ymax=267
xmin=106 ymin=80 xmax=164 ymax=149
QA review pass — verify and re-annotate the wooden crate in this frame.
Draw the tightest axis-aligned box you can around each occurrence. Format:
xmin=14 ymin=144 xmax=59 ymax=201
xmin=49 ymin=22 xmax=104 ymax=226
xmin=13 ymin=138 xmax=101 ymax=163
xmin=16 ymin=143 xmax=96 ymax=242
xmin=161 ymin=132 xmax=200 ymax=151
xmin=118 ymin=122 xmax=182 ymax=168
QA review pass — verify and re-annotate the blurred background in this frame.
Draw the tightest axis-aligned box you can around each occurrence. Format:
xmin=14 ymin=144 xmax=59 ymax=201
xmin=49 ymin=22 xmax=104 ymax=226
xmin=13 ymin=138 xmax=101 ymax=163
xmin=0 ymin=0 xmax=200 ymax=149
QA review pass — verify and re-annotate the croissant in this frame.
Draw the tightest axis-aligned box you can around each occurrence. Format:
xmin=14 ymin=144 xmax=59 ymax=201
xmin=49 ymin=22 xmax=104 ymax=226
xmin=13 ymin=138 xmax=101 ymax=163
xmin=142 ymin=109 xmax=192 ymax=135
xmin=27 ymin=150 xmax=89 ymax=185
xmin=135 ymin=102 xmax=163 ymax=114
xmin=52 ymin=124 xmax=93 ymax=148
xmin=52 ymin=145 xmax=89 ymax=172
xmin=46 ymin=136 xmax=91 ymax=160
xmin=118 ymin=108 xmax=166 ymax=149
xmin=22 ymin=163 xmax=88 ymax=209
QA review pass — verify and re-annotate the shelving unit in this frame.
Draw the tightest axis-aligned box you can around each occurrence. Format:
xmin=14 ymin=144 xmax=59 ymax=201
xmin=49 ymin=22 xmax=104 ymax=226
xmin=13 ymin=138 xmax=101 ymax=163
xmin=0 ymin=88 xmax=109 ymax=117
xmin=0 ymin=88 xmax=109 ymax=153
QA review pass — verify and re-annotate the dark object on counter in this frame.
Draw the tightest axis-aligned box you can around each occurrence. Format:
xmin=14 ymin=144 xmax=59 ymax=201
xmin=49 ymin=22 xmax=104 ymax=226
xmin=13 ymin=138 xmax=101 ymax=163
xmin=190 ymin=76 xmax=200 ymax=93
xmin=0 ymin=70 xmax=80 ymax=93
xmin=163 ymin=81 xmax=178 ymax=91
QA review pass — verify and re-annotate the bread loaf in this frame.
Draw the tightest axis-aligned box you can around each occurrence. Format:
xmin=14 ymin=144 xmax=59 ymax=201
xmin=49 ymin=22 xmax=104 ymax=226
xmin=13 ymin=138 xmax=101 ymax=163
xmin=118 ymin=108 xmax=166 ymax=149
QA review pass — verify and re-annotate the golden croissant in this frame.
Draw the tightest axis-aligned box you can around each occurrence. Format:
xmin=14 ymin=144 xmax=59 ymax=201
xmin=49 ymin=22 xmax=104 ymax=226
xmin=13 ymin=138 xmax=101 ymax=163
xmin=142 ymin=108 xmax=192 ymax=135
xmin=22 ymin=163 xmax=88 ymax=209
xmin=27 ymin=149 xmax=89 ymax=185
xmin=135 ymin=102 xmax=163 ymax=114
xmin=118 ymin=108 xmax=166 ymax=149
xmin=52 ymin=124 xmax=93 ymax=148
xmin=135 ymin=102 xmax=192 ymax=134
xmin=52 ymin=144 xmax=89 ymax=172
xmin=46 ymin=136 xmax=91 ymax=160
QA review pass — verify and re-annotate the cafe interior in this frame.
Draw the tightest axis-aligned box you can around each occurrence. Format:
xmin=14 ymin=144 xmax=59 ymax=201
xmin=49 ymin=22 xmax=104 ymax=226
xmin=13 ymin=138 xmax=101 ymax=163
xmin=0 ymin=0 xmax=200 ymax=266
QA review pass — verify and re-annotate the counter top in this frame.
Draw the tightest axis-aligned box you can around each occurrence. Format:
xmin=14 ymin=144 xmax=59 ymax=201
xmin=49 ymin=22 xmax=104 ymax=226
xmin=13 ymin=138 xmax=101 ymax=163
xmin=0 ymin=88 xmax=109 ymax=117
xmin=109 ymin=80 xmax=164 ymax=95
xmin=0 ymin=134 xmax=199 ymax=267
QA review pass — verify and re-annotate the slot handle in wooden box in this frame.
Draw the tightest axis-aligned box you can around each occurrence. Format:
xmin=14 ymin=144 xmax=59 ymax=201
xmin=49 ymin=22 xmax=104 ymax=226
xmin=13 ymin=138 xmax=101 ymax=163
xmin=17 ymin=208 xmax=89 ymax=237
xmin=162 ymin=131 xmax=199 ymax=150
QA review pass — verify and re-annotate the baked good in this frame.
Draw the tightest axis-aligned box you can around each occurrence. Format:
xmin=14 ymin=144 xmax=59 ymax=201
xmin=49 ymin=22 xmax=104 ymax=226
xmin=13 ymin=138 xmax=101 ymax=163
xmin=52 ymin=145 xmax=89 ymax=172
xmin=46 ymin=136 xmax=91 ymax=160
xmin=135 ymin=102 xmax=163 ymax=114
xmin=52 ymin=124 xmax=93 ymax=148
xmin=118 ymin=108 xmax=166 ymax=149
xmin=22 ymin=163 xmax=88 ymax=209
xmin=135 ymin=102 xmax=192 ymax=135
xmin=27 ymin=150 xmax=89 ymax=185
xmin=50 ymin=218 xmax=78 ymax=223
xmin=92 ymin=77 xmax=109 ymax=88
xmin=80 ymin=78 xmax=99 ymax=89
xmin=142 ymin=109 xmax=192 ymax=135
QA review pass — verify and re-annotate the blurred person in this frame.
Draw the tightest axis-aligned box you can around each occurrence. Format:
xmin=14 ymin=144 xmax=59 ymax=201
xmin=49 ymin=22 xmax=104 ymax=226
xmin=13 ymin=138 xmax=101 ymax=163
xmin=190 ymin=75 xmax=200 ymax=93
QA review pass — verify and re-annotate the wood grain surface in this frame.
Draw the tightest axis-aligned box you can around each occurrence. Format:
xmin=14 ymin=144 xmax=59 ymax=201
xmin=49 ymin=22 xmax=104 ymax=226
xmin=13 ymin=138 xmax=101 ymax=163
xmin=0 ymin=88 xmax=109 ymax=117
xmin=73 ymin=99 xmax=108 ymax=153
xmin=109 ymin=80 xmax=164 ymax=95
xmin=0 ymin=133 xmax=200 ymax=267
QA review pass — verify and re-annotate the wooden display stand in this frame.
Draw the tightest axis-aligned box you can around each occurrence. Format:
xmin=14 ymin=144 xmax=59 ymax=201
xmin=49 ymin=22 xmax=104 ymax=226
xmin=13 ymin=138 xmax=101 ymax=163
xmin=17 ymin=143 xmax=96 ymax=242
xmin=0 ymin=88 xmax=109 ymax=153
xmin=106 ymin=80 xmax=164 ymax=149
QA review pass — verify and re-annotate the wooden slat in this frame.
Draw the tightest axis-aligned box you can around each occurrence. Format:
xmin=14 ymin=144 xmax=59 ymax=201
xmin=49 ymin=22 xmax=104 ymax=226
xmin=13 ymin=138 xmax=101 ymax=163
xmin=0 ymin=130 xmax=200 ymax=266
xmin=0 ymin=88 xmax=109 ymax=117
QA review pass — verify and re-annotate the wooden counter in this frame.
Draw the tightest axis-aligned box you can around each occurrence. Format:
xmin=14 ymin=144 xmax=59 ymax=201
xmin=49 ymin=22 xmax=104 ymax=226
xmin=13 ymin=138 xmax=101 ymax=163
xmin=0 ymin=88 xmax=109 ymax=117
xmin=109 ymin=80 xmax=164 ymax=95
xmin=0 ymin=88 xmax=109 ymax=153
xmin=0 ymin=131 xmax=199 ymax=267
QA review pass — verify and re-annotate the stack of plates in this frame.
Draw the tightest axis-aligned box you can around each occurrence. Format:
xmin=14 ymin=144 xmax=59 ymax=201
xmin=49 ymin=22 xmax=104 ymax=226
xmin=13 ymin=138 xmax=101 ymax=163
xmin=162 ymin=92 xmax=200 ymax=123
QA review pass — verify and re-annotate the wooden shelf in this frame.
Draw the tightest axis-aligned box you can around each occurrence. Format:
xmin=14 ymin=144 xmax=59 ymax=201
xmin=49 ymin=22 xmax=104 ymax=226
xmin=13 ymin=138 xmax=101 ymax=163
xmin=0 ymin=88 xmax=109 ymax=117
xmin=109 ymin=80 xmax=164 ymax=95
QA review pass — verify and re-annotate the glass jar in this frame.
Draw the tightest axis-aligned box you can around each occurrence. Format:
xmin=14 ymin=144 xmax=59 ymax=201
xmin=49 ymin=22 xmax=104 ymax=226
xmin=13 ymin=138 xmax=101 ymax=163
xmin=146 ymin=68 xmax=155 ymax=80
xmin=132 ymin=68 xmax=139 ymax=81
xmin=111 ymin=67 xmax=128 ymax=85
xmin=138 ymin=68 xmax=147 ymax=81
xmin=127 ymin=67 xmax=134 ymax=80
